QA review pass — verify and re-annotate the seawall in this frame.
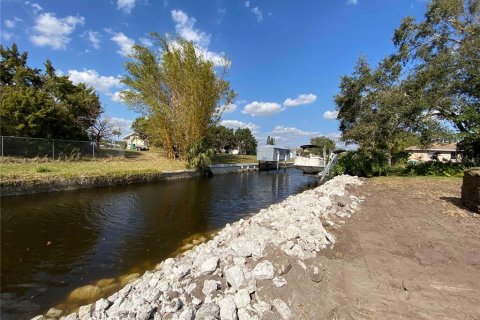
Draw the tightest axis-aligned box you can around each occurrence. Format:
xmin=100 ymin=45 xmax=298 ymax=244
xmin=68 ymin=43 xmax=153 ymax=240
xmin=0 ymin=170 xmax=201 ymax=197
xmin=1 ymin=163 xmax=266 ymax=197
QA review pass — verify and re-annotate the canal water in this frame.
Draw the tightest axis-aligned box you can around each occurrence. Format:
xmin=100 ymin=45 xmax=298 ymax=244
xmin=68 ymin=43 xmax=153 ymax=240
xmin=1 ymin=169 xmax=320 ymax=319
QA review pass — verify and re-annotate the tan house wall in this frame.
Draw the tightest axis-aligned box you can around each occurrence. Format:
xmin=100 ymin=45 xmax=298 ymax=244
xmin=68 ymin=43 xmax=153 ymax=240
xmin=124 ymin=135 xmax=147 ymax=149
xmin=408 ymin=151 xmax=456 ymax=162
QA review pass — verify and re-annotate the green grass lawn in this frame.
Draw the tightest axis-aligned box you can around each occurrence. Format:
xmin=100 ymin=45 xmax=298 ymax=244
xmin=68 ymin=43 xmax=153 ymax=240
xmin=0 ymin=151 xmax=188 ymax=184
xmin=0 ymin=152 xmax=260 ymax=185
xmin=211 ymin=154 xmax=257 ymax=164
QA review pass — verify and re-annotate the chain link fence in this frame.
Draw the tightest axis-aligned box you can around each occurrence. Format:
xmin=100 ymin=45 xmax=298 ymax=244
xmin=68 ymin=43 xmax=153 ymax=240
xmin=0 ymin=136 xmax=125 ymax=159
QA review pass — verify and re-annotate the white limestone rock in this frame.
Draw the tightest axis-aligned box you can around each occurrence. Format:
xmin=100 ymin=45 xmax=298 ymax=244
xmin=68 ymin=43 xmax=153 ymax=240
xmin=225 ymin=265 xmax=245 ymax=289
xmin=272 ymin=299 xmax=292 ymax=320
xmin=272 ymin=276 xmax=287 ymax=287
xmin=202 ymin=280 xmax=219 ymax=296
xmin=252 ymin=260 xmax=274 ymax=280
xmin=234 ymin=289 xmax=251 ymax=309
xmin=219 ymin=296 xmax=237 ymax=320
xmin=177 ymin=306 xmax=195 ymax=320
xmin=200 ymin=257 xmax=220 ymax=275
xmin=196 ymin=303 xmax=220 ymax=319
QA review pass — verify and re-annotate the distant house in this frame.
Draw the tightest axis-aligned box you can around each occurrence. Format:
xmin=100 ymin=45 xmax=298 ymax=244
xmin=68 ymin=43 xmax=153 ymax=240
xmin=123 ymin=133 xmax=148 ymax=150
xmin=406 ymin=143 xmax=460 ymax=162
xmin=256 ymin=145 xmax=293 ymax=162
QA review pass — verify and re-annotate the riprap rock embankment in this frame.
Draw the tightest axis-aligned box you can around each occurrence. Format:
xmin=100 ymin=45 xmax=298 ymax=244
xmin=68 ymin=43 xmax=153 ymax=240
xmin=36 ymin=175 xmax=363 ymax=320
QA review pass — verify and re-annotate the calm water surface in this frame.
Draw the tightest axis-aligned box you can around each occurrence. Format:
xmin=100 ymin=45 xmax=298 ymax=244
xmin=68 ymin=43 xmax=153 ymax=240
xmin=1 ymin=169 xmax=319 ymax=319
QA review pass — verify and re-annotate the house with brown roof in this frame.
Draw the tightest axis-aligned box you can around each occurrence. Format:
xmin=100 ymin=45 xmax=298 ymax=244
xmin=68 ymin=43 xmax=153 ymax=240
xmin=406 ymin=143 xmax=460 ymax=163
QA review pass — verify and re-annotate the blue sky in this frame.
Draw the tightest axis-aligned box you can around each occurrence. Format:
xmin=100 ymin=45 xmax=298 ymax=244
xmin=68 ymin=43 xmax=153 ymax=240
xmin=1 ymin=0 xmax=428 ymax=147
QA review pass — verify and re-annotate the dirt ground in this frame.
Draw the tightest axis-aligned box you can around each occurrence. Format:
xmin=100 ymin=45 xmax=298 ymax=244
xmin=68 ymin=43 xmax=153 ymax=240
xmin=257 ymin=177 xmax=480 ymax=320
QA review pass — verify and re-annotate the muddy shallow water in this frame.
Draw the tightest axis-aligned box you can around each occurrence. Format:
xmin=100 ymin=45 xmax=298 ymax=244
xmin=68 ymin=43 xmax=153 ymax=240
xmin=1 ymin=169 xmax=320 ymax=319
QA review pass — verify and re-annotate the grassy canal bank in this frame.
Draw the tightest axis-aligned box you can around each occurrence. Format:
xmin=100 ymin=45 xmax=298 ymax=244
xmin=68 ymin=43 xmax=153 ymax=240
xmin=0 ymin=152 xmax=258 ymax=196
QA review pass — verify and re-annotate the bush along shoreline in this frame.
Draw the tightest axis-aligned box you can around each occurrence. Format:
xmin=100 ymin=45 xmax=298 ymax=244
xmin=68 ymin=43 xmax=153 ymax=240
xmin=34 ymin=175 xmax=363 ymax=320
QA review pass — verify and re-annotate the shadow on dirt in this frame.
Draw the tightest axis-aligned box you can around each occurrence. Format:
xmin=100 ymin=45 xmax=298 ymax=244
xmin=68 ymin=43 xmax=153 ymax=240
xmin=439 ymin=196 xmax=475 ymax=213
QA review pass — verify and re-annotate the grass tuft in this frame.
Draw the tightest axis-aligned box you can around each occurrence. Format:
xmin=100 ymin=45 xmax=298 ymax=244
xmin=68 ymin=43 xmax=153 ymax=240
xmin=35 ymin=166 xmax=53 ymax=173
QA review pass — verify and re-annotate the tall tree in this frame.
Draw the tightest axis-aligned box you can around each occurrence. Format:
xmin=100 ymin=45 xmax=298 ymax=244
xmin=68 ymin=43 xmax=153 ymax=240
xmin=88 ymin=115 xmax=121 ymax=147
xmin=209 ymin=125 xmax=236 ymax=152
xmin=235 ymin=128 xmax=257 ymax=155
xmin=336 ymin=0 xmax=479 ymax=163
xmin=309 ymin=136 xmax=336 ymax=156
xmin=266 ymin=136 xmax=275 ymax=145
xmin=121 ymin=35 xmax=236 ymax=159
xmin=131 ymin=117 xmax=150 ymax=141
xmin=335 ymin=56 xmax=421 ymax=163
xmin=393 ymin=0 xmax=480 ymax=160
xmin=0 ymin=44 xmax=101 ymax=140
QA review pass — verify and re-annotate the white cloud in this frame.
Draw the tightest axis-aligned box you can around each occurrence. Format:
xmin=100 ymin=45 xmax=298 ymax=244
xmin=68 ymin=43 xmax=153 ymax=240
xmin=245 ymin=1 xmax=250 ymax=8
xmin=5 ymin=17 xmax=22 ymax=29
xmin=30 ymin=12 xmax=85 ymax=50
xmin=86 ymin=30 xmax=101 ymax=49
xmin=195 ymin=46 xmax=226 ymax=66
xmin=221 ymin=120 xmax=260 ymax=133
xmin=117 ymin=0 xmax=136 ymax=14
xmin=347 ymin=0 xmax=358 ymax=5
xmin=251 ymin=7 xmax=263 ymax=22
xmin=283 ymin=93 xmax=317 ymax=107
xmin=323 ymin=110 xmax=338 ymax=120
xmin=217 ymin=8 xmax=226 ymax=24
xmin=222 ymin=103 xmax=237 ymax=113
xmin=1 ymin=31 xmax=13 ymax=41
xmin=111 ymin=32 xmax=135 ymax=56
xmin=242 ymin=101 xmax=283 ymax=116
xmin=110 ymin=117 xmax=133 ymax=136
xmin=30 ymin=2 xmax=43 ymax=13
xmin=171 ymin=9 xmax=210 ymax=47
xmin=67 ymin=69 xmax=122 ymax=95
xmin=326 ymin=131 xmax=341 ymax=139
xmin=140 ymin=37 xmax=153 ymax=47
xmin=272 ymin=125 xmax=319 ymax=137
xmin=111 ymin=91 xmax=125 ymax=103
xmin=170 ymin=9 xmax=226 ymax=67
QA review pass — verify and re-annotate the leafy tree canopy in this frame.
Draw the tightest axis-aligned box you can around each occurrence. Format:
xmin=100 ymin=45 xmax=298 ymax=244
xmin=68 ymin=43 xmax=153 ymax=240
xmin=131 ymin=117 xmax=150 ymax=141
xmin=208 ymin=125 xmax=236 ymax=152
xmin=266 ymin=136 xmax=275 ymax=145
xmin=235 ymin=128 xmax=257 ymax=155
xmin=309 ymin=136 xmax=336 ymax=155
xmin=0 ymin=44 xmax=102 ymax=140
xmin=121 ymin=34 xmax=236 ymax=159
xmin=335 ymin=0 xmax=479 ymax=163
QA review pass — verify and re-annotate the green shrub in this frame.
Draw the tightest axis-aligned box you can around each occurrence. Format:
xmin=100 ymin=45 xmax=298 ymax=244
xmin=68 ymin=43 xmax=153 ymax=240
xmin=403 ymin=161 xmax=465 ymax=177
xmin=332 ymin=149 xmax=388 ymax=177
xmin=187 ymin=140 xmax=215 ymax=172
xmin=391 ymin=151 xmax=410 ymax=165
xmin=35 ymin=165 xmax=52 ymax=173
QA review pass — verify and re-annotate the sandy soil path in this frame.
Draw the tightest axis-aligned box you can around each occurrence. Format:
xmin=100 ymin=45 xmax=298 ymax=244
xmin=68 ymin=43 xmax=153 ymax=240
xmin=274 ymin=177 xmax=480 ymax=320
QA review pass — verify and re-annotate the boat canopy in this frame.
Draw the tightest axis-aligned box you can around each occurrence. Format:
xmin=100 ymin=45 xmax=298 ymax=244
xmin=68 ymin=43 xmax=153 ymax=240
xmin=299 ymin=144 xmax=321 ymax=149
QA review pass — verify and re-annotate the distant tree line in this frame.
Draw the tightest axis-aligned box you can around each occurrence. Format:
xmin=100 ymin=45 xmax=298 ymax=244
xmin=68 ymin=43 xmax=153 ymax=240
xmin=132 ymin=119 xmax=257 ymax=156
xmin=335 ymin=0 xmax=479 ymax=164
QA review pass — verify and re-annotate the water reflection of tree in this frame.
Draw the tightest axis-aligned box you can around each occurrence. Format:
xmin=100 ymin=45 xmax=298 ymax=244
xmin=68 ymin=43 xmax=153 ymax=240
xmin=115 ymin=179 xmax=213 ymax=274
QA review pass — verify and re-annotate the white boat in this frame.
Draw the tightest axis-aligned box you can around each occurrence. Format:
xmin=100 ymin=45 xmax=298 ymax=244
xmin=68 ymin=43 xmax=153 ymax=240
xmin=293 ymin=145 xmax=326 ymax=174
